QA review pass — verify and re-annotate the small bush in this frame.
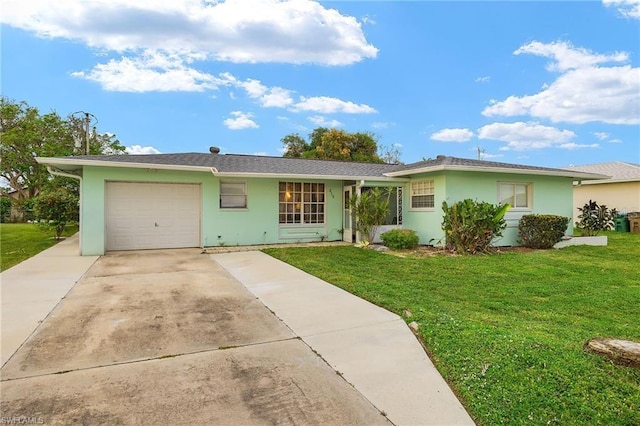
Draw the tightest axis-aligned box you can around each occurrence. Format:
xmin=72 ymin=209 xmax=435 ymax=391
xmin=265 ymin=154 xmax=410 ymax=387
xmin=441 ymin=199 xmax=510 ymax=254
xmin=576 ymin=200 xmax=615 ymax=236
xmin=518 ymin=214 xmax=570 ymax=249
xmin=380 ymin=228 xmax=419 ymax=250
xmin=0 ymin=197 xmax=12 ymax=223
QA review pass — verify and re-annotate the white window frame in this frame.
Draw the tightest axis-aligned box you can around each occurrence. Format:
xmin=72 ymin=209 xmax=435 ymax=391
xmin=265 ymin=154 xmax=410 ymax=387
xmin=279 ymin=182 xmax=326 ymax=225
xmin=220 ymin=181 xmax=247 ymax=209
xmin=409 ymin=180 xmax=435 ymax=210
xmin=498 ymin=182 xmax=531 ymax=210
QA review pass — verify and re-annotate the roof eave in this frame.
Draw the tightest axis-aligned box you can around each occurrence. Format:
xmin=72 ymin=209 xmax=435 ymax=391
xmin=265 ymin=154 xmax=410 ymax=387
xmin=385 ymin=164 xmax=608 ymax=180
xmin=213 ymin=171 xmax=409 ymax=182
xmin=36 ymin=157 xmax=216 ymax=173
xmin=578 ymin=178 xmax=640 ymax=185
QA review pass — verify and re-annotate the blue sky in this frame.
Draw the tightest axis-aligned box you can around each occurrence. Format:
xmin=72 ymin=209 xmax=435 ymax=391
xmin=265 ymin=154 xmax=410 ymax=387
xmin=2 ymin=0 xmax=639 ymax=168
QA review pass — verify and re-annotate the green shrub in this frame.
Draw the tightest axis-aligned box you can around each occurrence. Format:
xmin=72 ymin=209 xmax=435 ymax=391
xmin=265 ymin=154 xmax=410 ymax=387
xmin=441 ymin=199 xmax=510 ymax=254
xmin=349 ymin=187 xmax=391 ymax=244
xmin=576 ymin=200 xmax=615 ymax=236
xmin=380 ymin=228 xmax=419 ymax=250
xmin=518 ymin=214 xmax=570 ymax=249
xmin=0 ymin=197 xmax=12 ymax=223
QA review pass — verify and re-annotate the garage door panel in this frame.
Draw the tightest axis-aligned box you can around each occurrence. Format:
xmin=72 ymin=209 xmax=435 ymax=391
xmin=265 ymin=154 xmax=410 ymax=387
xmin=106 ymin=182 xmax=201 ymax=251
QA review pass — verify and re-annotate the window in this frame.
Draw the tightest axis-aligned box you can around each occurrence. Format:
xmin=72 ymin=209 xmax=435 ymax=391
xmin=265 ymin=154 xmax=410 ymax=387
xmin=279 ymin=182 xmax=325 ymax=224
xmin=498 ymin=183 xmax=530 ymax=209
xmin=410 ymin=180 xmax=434 ymax=209
xmin=220 ymin=182 xmax=247 ymax=208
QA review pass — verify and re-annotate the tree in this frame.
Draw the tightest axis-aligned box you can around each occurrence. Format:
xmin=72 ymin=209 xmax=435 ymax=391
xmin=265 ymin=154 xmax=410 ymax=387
xmin=378 ymin=143 xmax=403 ymax=165
xmin=349 ymin=187 xmax=391 ymax=244
xmin=0 ymin=97 xmax=126 ymax=204
xmin=281 ymin=134 xmax=309 ymax=158
xmin=281 ymin=127 xmax=389 ymax=163
xmin=34 ymin=188 xmax=79 ymax=240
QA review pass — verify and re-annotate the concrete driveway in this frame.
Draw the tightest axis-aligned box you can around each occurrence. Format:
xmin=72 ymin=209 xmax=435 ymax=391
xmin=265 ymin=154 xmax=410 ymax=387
xmin=0 ymin=249 xmax=389 ymax=425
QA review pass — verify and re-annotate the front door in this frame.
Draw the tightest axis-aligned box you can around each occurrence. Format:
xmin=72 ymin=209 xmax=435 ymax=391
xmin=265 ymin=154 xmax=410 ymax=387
xmin=343 ymin=185 xmax=355 ymax=242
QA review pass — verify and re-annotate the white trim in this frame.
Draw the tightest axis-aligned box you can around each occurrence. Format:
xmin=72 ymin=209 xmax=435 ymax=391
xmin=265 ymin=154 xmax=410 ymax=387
xmin=575 ymin=178 xmax=640 ymax=185
xmin=409 ymin=179 xmax=435 ymax=210
xmin=384 ymin=164 xmax=607 ymax=180
xmin=498 ymin=181 xmax=532 ymax=210
xmin=220 ymin=180 xmax=248 ymax=209
xmin=214 ymin=172 xmax=408 ymax=182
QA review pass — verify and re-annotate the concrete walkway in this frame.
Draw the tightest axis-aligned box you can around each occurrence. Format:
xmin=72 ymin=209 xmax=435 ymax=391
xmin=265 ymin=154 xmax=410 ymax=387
xmin=213 ymin=251 xmax=475 ymax=426
xmin=0 ymin=234 xmax=99 ymax=366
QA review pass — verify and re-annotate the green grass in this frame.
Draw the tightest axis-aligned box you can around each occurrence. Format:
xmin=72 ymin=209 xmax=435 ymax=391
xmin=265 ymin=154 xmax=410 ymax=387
xmin=264 ymin=232 xmax=640 ymax=425
xmin=0 ymin=223 xmax=79 ymax=271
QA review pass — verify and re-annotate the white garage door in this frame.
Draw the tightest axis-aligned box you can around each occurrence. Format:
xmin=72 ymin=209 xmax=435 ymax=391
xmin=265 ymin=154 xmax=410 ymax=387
xmin=106 ymin=182 xmax=201 ymax=251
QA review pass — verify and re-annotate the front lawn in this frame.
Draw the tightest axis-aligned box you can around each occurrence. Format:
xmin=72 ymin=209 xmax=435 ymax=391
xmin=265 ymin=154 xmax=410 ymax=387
xmin=264 ymin=232 xmax=640 ymax=425
xmin=0 ymin=223 xmax=79 ymax=271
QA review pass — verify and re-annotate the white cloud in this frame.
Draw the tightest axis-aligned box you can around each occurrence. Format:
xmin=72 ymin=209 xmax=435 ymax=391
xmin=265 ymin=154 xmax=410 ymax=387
xmin=593 ymin=132 xmax=610 ymax=140
xmin=362 ymin=15 xmax=376 ymax=25
xmin=125 ymin=145 xmax=161 ymax=155
xmin=430 ymin=128 xmax=474 ymax=142
xmin=2 ymin=0 xmax=377 ymax=66
xmin=477 ymin=122 xmax=576 ymax=151
xmin=475 ymin=76 xmax=491 ymax=83
xmin=609 ymin=138 xmax=623 ymax=143
xmin=483 ymin=41 xmax=639 ymax=125
xmin=481 ymin=153 xmax=504 ymax=159
xmin=293 ymin=96 xmax=377 ymax=114
xmin=72 ymin=50 xmax=221 ymax=92
xmin=372 ymin=121 xmax=394 ymax=129
xmin=307 ymin=115 xmax=342 ymax=127
xmin=217 ymin=74 xmax=295 ymax=107
xmin=603 ymin=0 xmax=640 ymax=19
xmin=514 ymin=41 xmax=628 ymax=72
xmin=223 ymin=111 xmax=258 ymax=130
xmin=557 ymin=142 xmax=600 ymax=150
xmin=260 ymin=87 xmax=295 ymax=108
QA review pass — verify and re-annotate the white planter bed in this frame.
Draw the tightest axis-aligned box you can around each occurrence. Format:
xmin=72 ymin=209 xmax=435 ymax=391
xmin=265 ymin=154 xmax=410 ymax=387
xmin=554 ymin=235 xmax=607 ymax=249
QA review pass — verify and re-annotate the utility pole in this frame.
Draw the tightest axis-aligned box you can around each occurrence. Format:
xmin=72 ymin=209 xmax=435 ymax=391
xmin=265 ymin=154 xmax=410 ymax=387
xmin=72 ymin=111 xmax=97 ymax=155
xmin=84 ymin=112 xmax=90 ymax=155
xmin=477 ymin=146 xmax=485 ymax=160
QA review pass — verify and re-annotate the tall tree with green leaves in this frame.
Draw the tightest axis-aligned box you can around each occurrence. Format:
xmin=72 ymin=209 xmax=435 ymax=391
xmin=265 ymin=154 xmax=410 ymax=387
xmin=0 ymin=97 xmax=125 ymax=203
xmin=281 ymin=127 xmax=390 ymax=163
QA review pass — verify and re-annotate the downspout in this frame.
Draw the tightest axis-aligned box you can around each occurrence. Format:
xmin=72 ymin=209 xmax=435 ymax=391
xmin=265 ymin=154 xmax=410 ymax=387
xmin=46 ymin=166 xmax=83 ymax=254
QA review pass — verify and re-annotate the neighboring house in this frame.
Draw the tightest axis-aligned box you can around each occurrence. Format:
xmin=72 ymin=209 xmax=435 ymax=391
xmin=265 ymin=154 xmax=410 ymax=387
xmin=36 ymin=151 xmax=604 ymax=256
xmin=565 ymin=162 xmax=640 ymax=221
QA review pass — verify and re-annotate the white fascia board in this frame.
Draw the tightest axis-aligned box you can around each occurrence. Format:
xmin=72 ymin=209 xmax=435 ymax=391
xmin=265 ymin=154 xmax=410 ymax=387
xmin=213 ymin=171 xmax=409 ymax=182
xmin=578 ymin=177 xmax=640 ymax=185
xmin=384 ymin=164 xmax=609 ymax=180
xmin=35 ymin=157 xmax=217 ymax=173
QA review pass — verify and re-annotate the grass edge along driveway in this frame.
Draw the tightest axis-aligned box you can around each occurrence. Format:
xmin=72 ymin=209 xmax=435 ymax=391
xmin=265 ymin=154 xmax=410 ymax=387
xmin=0 ymin=223 xmax=79 ymax=271
xmin=264 ymin=232 xmax=640 ymax=426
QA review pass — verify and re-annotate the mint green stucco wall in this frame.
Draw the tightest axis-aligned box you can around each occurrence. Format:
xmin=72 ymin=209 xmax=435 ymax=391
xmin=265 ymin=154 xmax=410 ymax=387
xmin=81 ymin=166 xmax=343 ymax=255
xmin=401 ymin=171 xmax=574 ymax=246
xmin=80 ymin=166 xmax=574 ymax=254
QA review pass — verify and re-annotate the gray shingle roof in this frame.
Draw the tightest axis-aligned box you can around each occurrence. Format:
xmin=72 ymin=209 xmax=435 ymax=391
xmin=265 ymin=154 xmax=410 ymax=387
xmin=564 ymin=162 xmax=640 ymax=183
xmin=390 ymin=155 xmax=576 ymax=174
xmin=78 ymin=153 xmax=399 ymax=178
xmin=39 ymin=152 xmax=606 ymax=180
